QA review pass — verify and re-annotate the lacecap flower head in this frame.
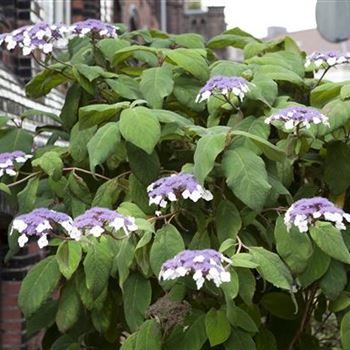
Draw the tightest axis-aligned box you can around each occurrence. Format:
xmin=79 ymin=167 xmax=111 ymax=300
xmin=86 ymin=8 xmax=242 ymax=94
xmin=69 ymin=19 xmax=117 ymax=38
xmin=265 ymin=106 xmax=329 ymax=130
xmin=0 ymin=151 xmax=32 ymax=178
xmin=196 ymin=76 xmax=250 ymax=103
xmin=284 ymin=197 xmax=350 ymax=233
xmin=11 ymin=208 xmax=73 ymax=248
xmin=305 ymin=50 xmax=350 ymax=69
xmin=159 ymin=249 xmax=232 ymax=289
xmin=147 ymin=173 xmax=213 ymax=210
xmin=0 ymin=22 xmax=67 ymax=56
xmin=70 ymin=207 xmax=137 ymax=240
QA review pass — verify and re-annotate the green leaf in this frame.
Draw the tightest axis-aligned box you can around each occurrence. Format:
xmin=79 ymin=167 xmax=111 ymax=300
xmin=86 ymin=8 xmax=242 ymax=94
xmin=79 ymin=101 xmax=130 ymax=129
xmin=261 ymin=292 xmax=298 ymax=320
xmin=17 ymin=176 xmax=40 ymax=213
xmin=299 ymin=246 xmax=331 ymax=287
xmin=222 ymin=148 xmax=271 ymax=211
xmin=231 ymin=253 xmax=259 ymax=269
xmin=274 ymin=217 xmax=313 ymax=274
xmin=224 ymin=328 xmax=256 ymax=350
xmin=121 ymin=333 xmax=138 ymax=350
xmin=165 ymin=48 xmax=209 ymax=81
xmin=341 ymin=311 xmax=350 ymax=350
xmin=69 ymin=123 xmax=96 ymax=162
xmin=83 ymin=241 xmax=113 ymax=298
xmin=123 ymin=273 xmax=152 ymax=332
xmin=324 ymin=141 xmax=350 ymax=194
xmin=59 ymin=83 xmax=81 ymax=130
xmin=230 ymin=117 xmax=270 ymax=154
xmin=173 ymin=33 xmax=205 ymax=48
xmin=226 ymin=302 xmax=258 ymax=333
xmin=120 ymin=107 xmax=161 ymax=154
xmin=250 ymin=247 xmax=293 ymax=290
xmin=237 ymin=268 xmax=256 ymax=306
xmin=173 ymin=76 xmax=205 ymax=112
xmin=216 ymin=200 xmax=242 ymax=244
xmin=165 ymin=313 xmax=207 ymax=350
xmin=329 ymin=292 xmax=350 ymax=312
xmin=320 ymin=260 xmax=347 ymax=300
xmin=97 ymin=38 xmax=130 ymax=62
xmin=114 ymin=238 xmax=135 ymax=288
xmin=0 ymin=128 xmax=33 ymax=153
xmin=208 ymin=33 xmax=256 ymax=49
xmin=309 ymin=222 xmax=350 ymax=264
xmin=26 ymin=64 xmax=70 ymax=98
xmin=92 ymin=177 xmax=122 ymax=208
xmin=310 ymin=82 xmax=343 ymax=108
xmin=255 ymin=328 xmax=277 ymax=350
xmin=135 ymin=320 xmax=162 ymax=350
xmin=75 ymin=64 xmax=105 ymax=81
xmin=194 ymin=133 xmax=227 ymax=184
xmin=0 ymin=115 xmax=10 ymax=127
xmin=140 ymin=66 xmax=174 ymax=108
xmin=32 ymin=151 xmax=63 ymax=181
xmin=26 ymin=299 xmax=58 ymax=336
xmin=107 ymin=75 xmax=142 ymax=100
xmin=67 ymin=172 xmax=92 ymax=206
xmin=205 ymin=308 xmax=231 ymax=346
xmin=0 ymin=183 xmax=11 ymax=195
xmin=318 ymin=99 xmax=350 ymax=136
xmin=230 ymin=130 xmax=285 ymax=162
xmin=50 ymin=335 xmax=80 ymax=350
xmin=248 ymin=77 xmax=278 ymax=106
xmin=56 ymin=241 xmax=82 ymax=280
xmin=87 ymin=122 xmax=121 ymax=172
xmin=150 ymin=224 xmax=185 ymax=276
xmin=341 ymin=83 xmax=350 ymax=100
xmin=127 ymin=143 xmax=160 ymax=185
xmin=55 ymin=279 xmax=81 ymax=332
xmin=246 ymin=51 xmax=305 ymax=78
xmin=18 ymin=256 xmax=61 ymax=318
xmin=152 ymin=109 xmax=193 ymax=127
xmin=254 ymin=65 xmax=304 ymax=86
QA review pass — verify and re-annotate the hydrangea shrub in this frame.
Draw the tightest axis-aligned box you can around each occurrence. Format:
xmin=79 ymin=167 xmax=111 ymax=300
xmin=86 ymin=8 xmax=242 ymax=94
xmin=2 ymin=21 xmax=350 ymax=349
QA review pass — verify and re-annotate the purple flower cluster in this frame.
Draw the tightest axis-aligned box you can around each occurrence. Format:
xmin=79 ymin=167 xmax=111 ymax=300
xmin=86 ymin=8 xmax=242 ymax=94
xmin=265 ymin=106 xmax=329 ymax=130
xmin=0 ymin=22 xmax=67 ymax=56
xmin=195 ymin=76 xmax=250 ymax=103
xmin=11 ymin=208 xmax=73 ymax=248
xmin=159 ymin=249 xmax=232 ymax=289
xmin=0 ymin=19 xmax=117 ymax=56
xmin=0 ymin=151 xmax=32 ymax=178
xmin=69 ymin=19 xmax=117 ymax=38
xmin=70 ymin=207 xmax=138 ymax=240
xmin=147 ymin=173 xmax=213 ymax=212
xmin=305 ymin=51 xmax=350 ymax=69
xmin=284 ymin=197 xmax=350 ymax=233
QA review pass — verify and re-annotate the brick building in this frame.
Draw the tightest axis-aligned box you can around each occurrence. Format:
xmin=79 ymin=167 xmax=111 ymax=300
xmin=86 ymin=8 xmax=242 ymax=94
xmin=0 ymin=1 xmax=226 ymax=349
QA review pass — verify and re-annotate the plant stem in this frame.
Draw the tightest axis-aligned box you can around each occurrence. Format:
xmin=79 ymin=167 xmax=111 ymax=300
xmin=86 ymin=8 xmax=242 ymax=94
xmin=314 ymin=66 xmax=331 ymax=88
xmin=288 ymin=285 xmax=318 ymax=350
xmin=8 ymin=172 xmax=41 ymax=187
xmin=63 ymin=167 xmax=111 ymax=181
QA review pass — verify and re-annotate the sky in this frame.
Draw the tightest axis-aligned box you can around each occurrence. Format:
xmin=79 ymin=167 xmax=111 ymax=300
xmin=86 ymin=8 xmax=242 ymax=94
xmin=202 ymin=0 xmax=317 ymax=38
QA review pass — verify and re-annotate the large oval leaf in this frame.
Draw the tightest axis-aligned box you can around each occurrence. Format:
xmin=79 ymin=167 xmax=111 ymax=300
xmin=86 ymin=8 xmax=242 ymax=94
xmin=120 ymin=107 xmax=161 ymax=154
xmin=18 ymin=256 xmax=61 ymax=318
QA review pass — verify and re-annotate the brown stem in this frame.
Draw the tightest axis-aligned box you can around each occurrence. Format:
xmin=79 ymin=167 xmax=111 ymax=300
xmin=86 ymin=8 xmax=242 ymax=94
xmin=288 ymin=285 xmax=318 ymax=350
xmin=8 ymin=172 xmax=41 ymax=187
xmin=314 ymin=66 xmax=331 ymax=88
xmin=63 ymin=167 xmax=111 ymax=181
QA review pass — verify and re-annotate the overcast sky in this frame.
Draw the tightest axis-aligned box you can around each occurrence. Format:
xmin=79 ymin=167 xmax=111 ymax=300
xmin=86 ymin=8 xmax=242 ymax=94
xmin=203 ymin=0 xmax=317 ymax=38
